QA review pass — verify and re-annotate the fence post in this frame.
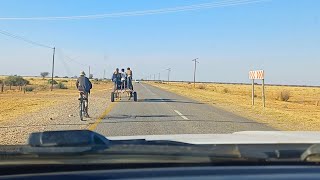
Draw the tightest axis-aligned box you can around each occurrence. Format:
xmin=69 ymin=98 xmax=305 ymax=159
xmin=1 ymin=83 xmax=3 ymax=93
xmin=262 ymin=79 xmax=265 ymax=107
xmin=252 ymin=79 xmax=255 ymax=106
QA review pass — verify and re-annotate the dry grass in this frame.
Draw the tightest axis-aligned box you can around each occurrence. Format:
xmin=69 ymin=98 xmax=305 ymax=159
xmin=0 ymin=76 xmax=112 ymax=123
xmin=149 ymin=82 xmax=320 ymax=131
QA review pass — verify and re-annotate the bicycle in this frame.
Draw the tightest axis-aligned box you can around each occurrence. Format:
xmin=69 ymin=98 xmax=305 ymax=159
xmin=79 ymin=91 xmax=88 ymax=121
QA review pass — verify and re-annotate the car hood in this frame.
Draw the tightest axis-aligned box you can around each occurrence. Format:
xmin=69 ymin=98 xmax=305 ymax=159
xmin=108 ymin=131 xmax=320 ymax=145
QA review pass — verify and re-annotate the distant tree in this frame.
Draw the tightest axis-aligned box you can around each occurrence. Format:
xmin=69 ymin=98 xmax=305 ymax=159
xmin=63 ymin=76 xmax=69 ymax=78
xmin=54 ymin=76 xmax=59 ymax=78
xmin=40 ymin=72 xmax=49 ymax=79
xmin=89 ymin=74 xmax=93 ymax=79
xmin=4 ymin=75 xmax=29 ymax=90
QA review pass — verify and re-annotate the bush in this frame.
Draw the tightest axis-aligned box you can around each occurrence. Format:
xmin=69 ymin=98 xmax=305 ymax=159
xmin=197 ymin=84 xmax=206 ymax=90
xmin=25 ymin=86 xmax=35 ymax=92
xmin=278 ymin=90 xmax=290 ymax=102
xmin=222 ymin=88 xmax=230 ymax=93
xmin=48 ymin=79 xmax=58 ymax=85
xmin=57 ymin=82 xmax=67 ymax=89
xmin=4 ymin=75 xmax=29 ymax=86
xmin=61 ymin=80 xmax=68 ymax=82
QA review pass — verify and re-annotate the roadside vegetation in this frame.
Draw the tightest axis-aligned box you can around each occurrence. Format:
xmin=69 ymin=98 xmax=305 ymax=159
xmin=150 ymin=82 xmax=320 ymax=131
xmin=0 ymin=76 xmax=112 ymax=123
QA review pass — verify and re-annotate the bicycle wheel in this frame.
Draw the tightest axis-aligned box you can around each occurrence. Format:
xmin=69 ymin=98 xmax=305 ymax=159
xmin=84 ymin=99 xmax=88 ymax=118
xmin=79 ymin=100 xmax=84 ymax=121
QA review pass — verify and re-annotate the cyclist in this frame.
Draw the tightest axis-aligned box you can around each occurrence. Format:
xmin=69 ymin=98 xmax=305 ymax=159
xmin=76 ymin=71 xmax=92 ymax=118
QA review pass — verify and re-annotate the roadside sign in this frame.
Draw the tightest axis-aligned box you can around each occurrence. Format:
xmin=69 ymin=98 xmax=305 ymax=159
xmin=249 ymin=70 xmax=264 ymax=80
xmin=249 ymin=70 xmax=265 ymax=108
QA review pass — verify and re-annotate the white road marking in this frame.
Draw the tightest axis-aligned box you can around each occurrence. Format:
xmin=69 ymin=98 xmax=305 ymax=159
xmin=174 ymin=110 xmax=189 ymax=120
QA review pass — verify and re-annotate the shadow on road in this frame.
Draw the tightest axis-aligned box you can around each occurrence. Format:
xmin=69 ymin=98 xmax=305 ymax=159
xmin=139 ymin=98 xmax=204 ymax=104
xmin=96 ymin=117 xmax=269 ymax=125
xmin=105 ymin=114 xmax=182 ymax=120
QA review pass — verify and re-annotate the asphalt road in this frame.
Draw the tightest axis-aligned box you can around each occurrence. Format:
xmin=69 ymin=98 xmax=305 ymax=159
xmin=94 ymin=83 xmax=274 ymax=136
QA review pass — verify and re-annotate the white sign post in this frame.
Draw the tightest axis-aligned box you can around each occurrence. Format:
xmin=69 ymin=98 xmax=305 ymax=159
xmin=249 ymin=70 xmax=265 ymax=107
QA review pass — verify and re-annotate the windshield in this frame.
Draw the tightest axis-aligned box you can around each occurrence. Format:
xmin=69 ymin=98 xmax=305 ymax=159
xmin=0 ymin=0 xmax=319 ymax=163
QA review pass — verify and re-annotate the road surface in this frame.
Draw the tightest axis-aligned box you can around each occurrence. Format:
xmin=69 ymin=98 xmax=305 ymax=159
xmin=93 ymin=83 xmax=274 ymax=136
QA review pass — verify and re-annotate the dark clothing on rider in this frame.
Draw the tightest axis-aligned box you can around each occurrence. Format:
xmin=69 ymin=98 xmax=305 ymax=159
xmin=112 ymin=71 xmax=122 ymax=90
xmin=76 ymin=76 xmax=92 ymax=94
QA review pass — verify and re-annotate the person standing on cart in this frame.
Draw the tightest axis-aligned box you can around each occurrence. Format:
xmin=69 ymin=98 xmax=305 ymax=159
xmin=126 ymin=67 xmax=133 ymax=90
xmin=112 ymin=68 xmax=121 ymax=91
xmin=120 ymin=68 xmax=127 ymax=90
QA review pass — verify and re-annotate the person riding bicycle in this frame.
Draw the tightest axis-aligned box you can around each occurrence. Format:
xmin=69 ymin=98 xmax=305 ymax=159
xmin=112 ymin=68 xmax=121 ymax=90
xmin=76 ymin=71 xmax=92 ymax=118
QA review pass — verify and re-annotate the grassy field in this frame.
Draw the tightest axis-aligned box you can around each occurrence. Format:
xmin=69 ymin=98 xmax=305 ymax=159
xmin=149 ymin=82 xmax=320 ymax=131
xmin=0 ymin=76 xmax=112 ymax=123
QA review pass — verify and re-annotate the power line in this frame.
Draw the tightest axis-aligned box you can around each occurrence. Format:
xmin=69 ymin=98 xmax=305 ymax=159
xmin=0 ymin=29 xmax=53 ymax=49
xmin=0 ymin=0 xmax=270 ymax=21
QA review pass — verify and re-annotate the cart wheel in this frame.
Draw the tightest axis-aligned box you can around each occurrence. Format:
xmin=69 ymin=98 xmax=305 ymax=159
xmin=133 ymin=92 xmax=137 ymax=102
xmin=111 ymin=92 xmax=115 ymax=102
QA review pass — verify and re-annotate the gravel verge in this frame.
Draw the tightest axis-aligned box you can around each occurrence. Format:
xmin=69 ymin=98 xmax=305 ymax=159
xmin=0 ymin=89 xmax=111 ymax=145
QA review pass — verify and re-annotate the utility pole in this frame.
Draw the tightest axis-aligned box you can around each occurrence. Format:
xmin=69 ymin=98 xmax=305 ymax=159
xmin=50 ymin=47 xmax=56 ymax=91
xmin=103 ymin=69 xmax=106 ymax=79
xmin=88 ymin=66 xmax=91 ymax=78
xmin=158 ymin=73 xmax=161 ymax=81
xmin=166 ymin=68 xmax=171 ymax=84
xmin=192 ymin=58 xmax=199 ymax=88
xmin=154 ymin=74 xmax=156 ymax=81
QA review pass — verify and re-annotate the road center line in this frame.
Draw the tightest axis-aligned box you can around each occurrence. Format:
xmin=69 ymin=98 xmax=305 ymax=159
xmin=88 ymin=102 xmax=118 ymax=131
xmin=174 ymin=110 xmax=189 ymax=120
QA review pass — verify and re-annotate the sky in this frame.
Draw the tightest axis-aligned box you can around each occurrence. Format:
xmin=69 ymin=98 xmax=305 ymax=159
xmin=0 ymin=0 xmax=319 ymax=85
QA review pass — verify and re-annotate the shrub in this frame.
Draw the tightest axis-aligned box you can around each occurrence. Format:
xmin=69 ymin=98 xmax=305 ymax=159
xmin=222 ymin=88 xmax=230 ymax=93
xmin=61 ymin=80 xmax=68 ymax=82
xmin=278 ymin=90 xmax=290 ymax=102
xmin=198 ymin=84 xmax=206 ymax=90
xmin=48 ymin=79 xmax=58 ymax=85
xmin=25 ymin=86 xmax=35 ymax=92
xmin=4 ymin=75 xmax=29 ymax=86
xmin=57 ymin=82 xmax=67 ymax=89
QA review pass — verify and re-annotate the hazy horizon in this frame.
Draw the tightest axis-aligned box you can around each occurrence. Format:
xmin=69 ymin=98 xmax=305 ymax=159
xmin=0 ymin=0 xmax=319 ymax=86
